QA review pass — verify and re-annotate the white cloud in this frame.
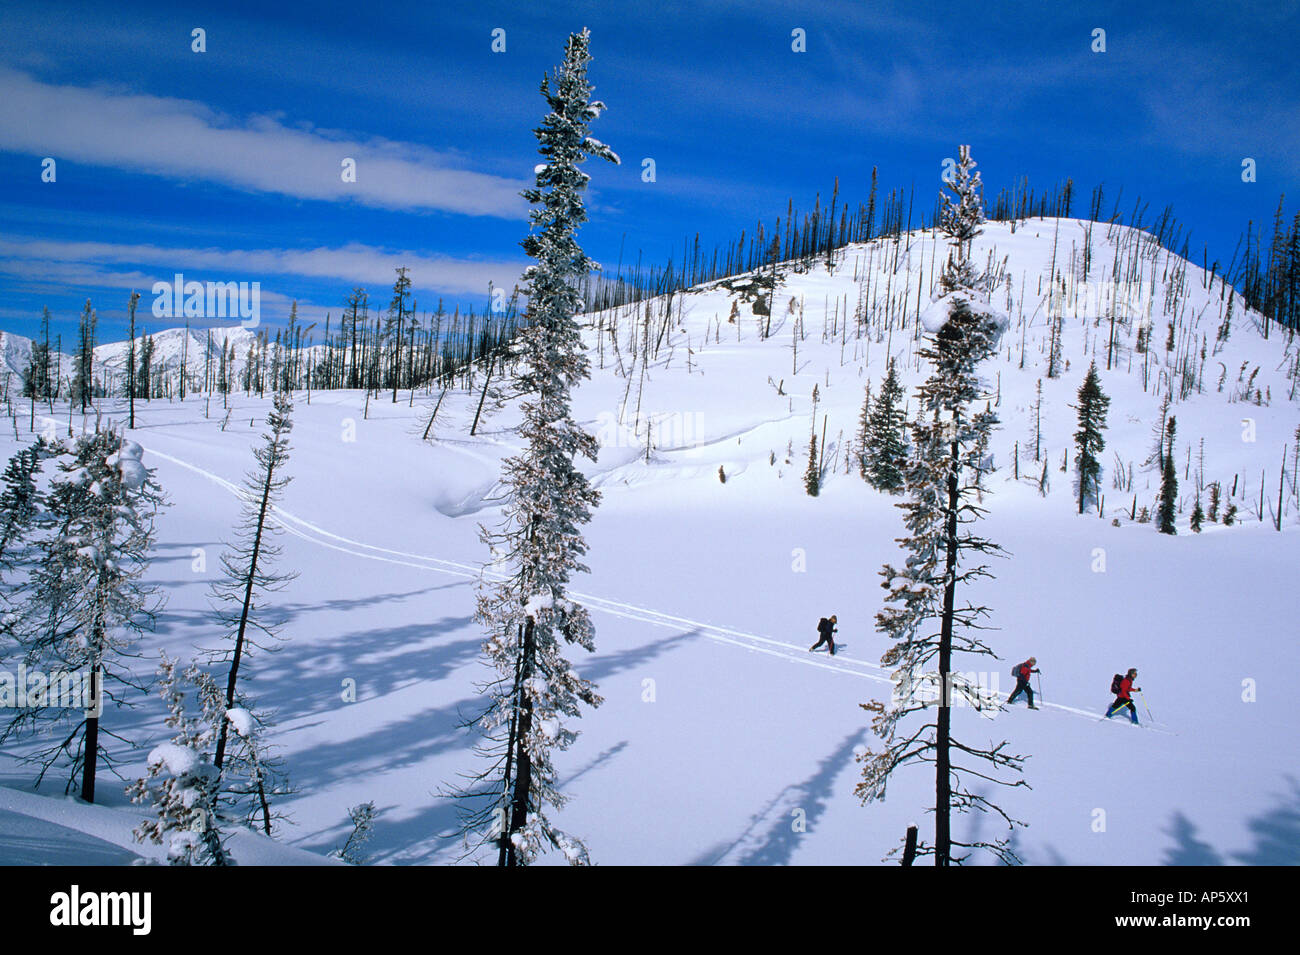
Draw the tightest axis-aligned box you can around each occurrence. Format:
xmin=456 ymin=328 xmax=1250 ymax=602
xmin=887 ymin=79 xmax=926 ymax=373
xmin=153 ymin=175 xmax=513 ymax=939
xmin=0 ymin=236 xmax=526 ymax=300
xmin=0 ymin=66 xmax=529 ymax=217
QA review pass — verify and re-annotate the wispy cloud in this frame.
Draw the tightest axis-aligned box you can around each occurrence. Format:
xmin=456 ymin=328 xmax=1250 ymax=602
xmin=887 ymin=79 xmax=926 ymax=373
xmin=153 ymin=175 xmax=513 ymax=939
xmin=0 ymin=236 xmax=526 ymax=301
xmin=0 ymin=66 xmax=530 ymax=217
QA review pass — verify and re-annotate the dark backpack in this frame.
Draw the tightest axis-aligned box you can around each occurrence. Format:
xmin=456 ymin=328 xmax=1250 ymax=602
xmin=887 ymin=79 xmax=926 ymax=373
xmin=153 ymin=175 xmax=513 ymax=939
xmin=1110 ymin=673 xmax=1124 ymax=695
xmin=817 ymin=617 xmax=831 ymax=636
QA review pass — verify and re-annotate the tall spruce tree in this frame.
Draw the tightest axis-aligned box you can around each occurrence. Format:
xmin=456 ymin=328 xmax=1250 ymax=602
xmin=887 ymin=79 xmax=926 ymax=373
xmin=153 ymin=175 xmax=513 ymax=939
xmin=138 ymin=333 xmax=155 ymax=402
xmin=126 ymin=292 xmax=139 ymax=428
xmin=857 ymin=146 xmax=1026 ymax=866
xmin=1073 ymin=361 xmax=1110 ymax=514
xmin=388 ymin=269 xmax=411 ymax=401
xmin=455 ymin=28 xmax=617 ymax=867
xmin=22 ymin=308 xmax=53 ymax=401
xmin=864 ymin=357 xmax=908 ymax=491
xmin=1157 ymin=416 xmax=1179 ymax=534
xmin=72 ymin=300 xmax=97 ymax=412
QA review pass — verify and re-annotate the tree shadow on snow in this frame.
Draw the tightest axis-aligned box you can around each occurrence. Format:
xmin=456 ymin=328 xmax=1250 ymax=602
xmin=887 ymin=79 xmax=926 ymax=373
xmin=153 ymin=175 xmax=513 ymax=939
xmin=1159 ymin=777 xmax=1300 ymax=865
xmin=693 ymin=728 xmax=867 ymax=866
xmin=1230 ymin=775 xmax=1300 ymax=865
xmin=1162 ymin=811 xmax=1225 ymax=865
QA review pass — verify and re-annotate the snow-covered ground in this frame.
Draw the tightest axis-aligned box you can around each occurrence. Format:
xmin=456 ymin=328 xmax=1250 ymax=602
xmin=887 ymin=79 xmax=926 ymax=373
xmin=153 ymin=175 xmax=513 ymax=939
xmin=1 ymin=218 xmax=1296 ymax=865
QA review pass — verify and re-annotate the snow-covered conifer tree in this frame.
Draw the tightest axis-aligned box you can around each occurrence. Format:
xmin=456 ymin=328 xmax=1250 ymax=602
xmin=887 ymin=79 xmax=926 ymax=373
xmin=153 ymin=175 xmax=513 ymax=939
xmin=204 ymin=677 xmax=287 ymax=837
xmin=0 ymin=440 xmax=48 ymax=653
xmin=334 ymin=801 xmax=376 ymax=865
xmin=10 ymin=430 xmax=165 ymax=801
xmin=0 ymin=440 xmax=46 ymax=579
xmin=857 ymin=146 xmax=1026 ymax=866
xmin=127 ymin=653 xmax=229 ymax=865
xmin=454 ymin=28 xmax=617 ymax=867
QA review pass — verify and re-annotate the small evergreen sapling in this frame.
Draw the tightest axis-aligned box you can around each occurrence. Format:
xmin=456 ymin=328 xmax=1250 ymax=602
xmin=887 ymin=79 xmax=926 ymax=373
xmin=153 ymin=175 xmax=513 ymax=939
xmin=127 ymin=654 xmax=229 ymax=866
xmin=804 ymin=427 xmax=820 ymax=496
xmin=334 ymin=801 xmax=377 ymax=865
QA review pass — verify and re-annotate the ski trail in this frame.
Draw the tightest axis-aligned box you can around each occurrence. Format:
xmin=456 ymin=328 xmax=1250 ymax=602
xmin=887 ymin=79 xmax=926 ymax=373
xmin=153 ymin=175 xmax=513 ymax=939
xmin=133 ymin=440 xmax=894 ymax=686
xmin=44 ymin=417 xmax=1180 ymax=728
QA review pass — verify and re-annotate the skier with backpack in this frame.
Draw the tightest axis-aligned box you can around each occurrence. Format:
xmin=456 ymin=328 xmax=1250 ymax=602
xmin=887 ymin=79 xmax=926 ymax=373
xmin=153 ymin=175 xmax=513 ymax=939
xmin=810 ymin=615 xmax=838 ymax=656
xmin=1104 ymin=668 xmax=1142 ymax=724
xmin=1007 ymin=657 xmax=1039 ymax=709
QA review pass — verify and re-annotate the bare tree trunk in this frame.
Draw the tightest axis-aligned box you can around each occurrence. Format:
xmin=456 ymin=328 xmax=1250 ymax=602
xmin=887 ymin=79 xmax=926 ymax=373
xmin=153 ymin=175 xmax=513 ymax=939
xmin=902 ymin=824 xmax=919 ymax=866
xmin=214 ymin=466 xmax=274 ymax=771
xmin=80 ymin=665 xmax=100 ymax=802
xmin=470 ymin=353 xmax=495 ymax=437
xmin=935 ymin=435 xmax=960 ymax=866
xmin=503 ymin=616 xmax=536 ymax=867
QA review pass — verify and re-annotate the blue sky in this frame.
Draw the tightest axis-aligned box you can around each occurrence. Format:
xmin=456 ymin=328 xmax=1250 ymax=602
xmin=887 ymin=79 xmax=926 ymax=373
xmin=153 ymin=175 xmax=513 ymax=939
xmin=0 ymin=0 xmax=1296 ymax=342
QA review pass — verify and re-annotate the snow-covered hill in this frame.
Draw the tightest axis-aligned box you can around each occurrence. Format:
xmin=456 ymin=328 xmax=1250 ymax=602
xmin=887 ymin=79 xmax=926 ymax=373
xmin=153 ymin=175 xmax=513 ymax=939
xmin=0 ymin=324 xmax=291 ymax=397
xmin=1 ymin=217 xmax=1296 ymax=866
xmin=90 ymin=325 xmax=262 ymax=380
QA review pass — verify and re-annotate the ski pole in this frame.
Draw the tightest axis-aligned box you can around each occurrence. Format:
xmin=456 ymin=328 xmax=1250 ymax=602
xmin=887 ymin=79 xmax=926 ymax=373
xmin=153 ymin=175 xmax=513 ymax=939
xmin=1035 ymin=672 xmax=1044 ymax=705
xmin=1139 ymin=691 xmax=1154 ymax=722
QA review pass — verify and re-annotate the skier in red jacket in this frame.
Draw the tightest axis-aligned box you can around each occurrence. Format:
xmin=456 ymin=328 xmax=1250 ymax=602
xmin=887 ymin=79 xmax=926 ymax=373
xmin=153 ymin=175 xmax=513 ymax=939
xmin=1006 ymin=657 xmax=1039 ymax=709
xmin=1105 ymin=668 xmax=1141 ymax=724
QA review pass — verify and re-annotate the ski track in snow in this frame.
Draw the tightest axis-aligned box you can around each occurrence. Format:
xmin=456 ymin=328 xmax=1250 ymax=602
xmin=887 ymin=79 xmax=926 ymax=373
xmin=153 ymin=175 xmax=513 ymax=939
xmin=143 ymin=443 xmax=890 ymax=680
xmin=46 ymin=416 xmax=1177 ymax=738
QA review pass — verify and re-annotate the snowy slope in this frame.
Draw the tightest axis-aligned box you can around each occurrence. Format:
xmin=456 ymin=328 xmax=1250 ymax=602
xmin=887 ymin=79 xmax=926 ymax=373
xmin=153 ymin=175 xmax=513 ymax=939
xmin=0 ymin=330 xmax=71 ymax=387
xmin=1 ymin=217 xmax=1297 ymax=866
xmin=0 ymin=784 xmax=339 ymax=865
